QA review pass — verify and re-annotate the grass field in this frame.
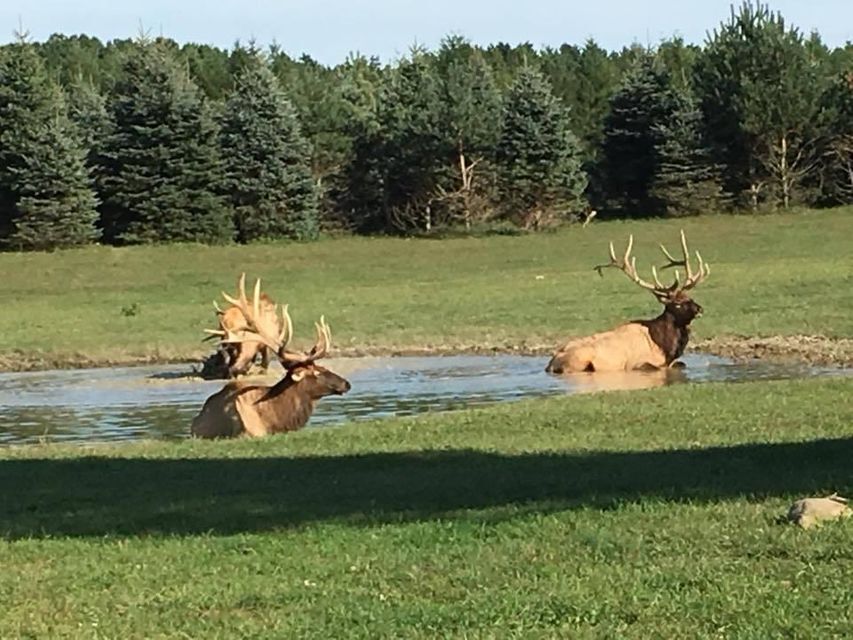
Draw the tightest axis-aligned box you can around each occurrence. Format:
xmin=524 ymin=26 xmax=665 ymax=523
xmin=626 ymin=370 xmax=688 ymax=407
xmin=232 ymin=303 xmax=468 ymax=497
xmin=1 ymin=377 xmax=852 ymax=638
xmin=1 ymin=207 xmax=851 ymax=369
xmin=2 ymin=209 xmax=852 ymax=637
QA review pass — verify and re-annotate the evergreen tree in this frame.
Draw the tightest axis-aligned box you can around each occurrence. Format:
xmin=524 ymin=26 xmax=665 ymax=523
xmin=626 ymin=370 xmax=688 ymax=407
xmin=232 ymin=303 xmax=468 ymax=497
xmin=35 ymin=34 xmax=107 ymax=89
xmin=333 ymin=54 xmax=386 ymax=233
xmin=270 ymin=49 xmax=350 ymax=195
xmin=379 ymin=49 xmax=447 ymax=233
xmin=182 ymin=43 xmax=232 ymax=99
xmin=817 ymin=72 xmax=853 ymax=204
xmin=100 ymin=39 xmax=232 ymax=244
xmin=65 ymin=77 xmax=111 ymax=191
xmin=695 ymin=1 xmax=827 ymax=208
xmin=572 ymin=40 xmax=622 ymax=158
xmin=495 ymin=66 xmax=587 ymax=228
xmin=220 ymin=50 xmax=319 ymax=242
xmin=656 ymin=37 xmax=700 ymax=92
xmin=600 ymin=57 xmax=678 ymax=216
xmin=439 ymin=39 xmax=502 ymax=227
xmin=0 ymin=40 xmax=98 ymax=250
xmin=651 ymin=88 xmax=725 ymax=216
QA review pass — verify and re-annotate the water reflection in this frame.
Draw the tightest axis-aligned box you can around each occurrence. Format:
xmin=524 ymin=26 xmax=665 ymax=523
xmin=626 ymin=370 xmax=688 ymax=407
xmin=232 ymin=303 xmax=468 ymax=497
xmin=0 ymin=354 xmax=848 ymax=446
xmin=556 ymin=367 xmax=686 ymax=394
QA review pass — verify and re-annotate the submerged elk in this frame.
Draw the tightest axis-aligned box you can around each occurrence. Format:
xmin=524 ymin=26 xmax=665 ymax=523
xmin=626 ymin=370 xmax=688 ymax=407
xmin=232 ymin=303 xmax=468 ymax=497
xmin=191 ymin=278 xmax=351 ymax=439
xmin=202 ymin=274 xmax=283 ymax=378
xmin=546 ymin=230 xmax=710 ymax=374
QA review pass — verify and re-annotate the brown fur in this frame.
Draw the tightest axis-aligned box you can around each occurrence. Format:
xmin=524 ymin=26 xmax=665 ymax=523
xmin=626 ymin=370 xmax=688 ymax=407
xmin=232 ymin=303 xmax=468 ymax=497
xmin=546 ymin=295 xmax=703 ymax=374
xmin=190 ymin=363 xmax=351 ymax=439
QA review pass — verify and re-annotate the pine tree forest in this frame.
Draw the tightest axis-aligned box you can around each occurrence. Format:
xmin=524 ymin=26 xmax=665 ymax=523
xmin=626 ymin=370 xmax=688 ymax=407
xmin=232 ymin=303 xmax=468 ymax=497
xmin=0 ymin=2 xmax=851 ymax=250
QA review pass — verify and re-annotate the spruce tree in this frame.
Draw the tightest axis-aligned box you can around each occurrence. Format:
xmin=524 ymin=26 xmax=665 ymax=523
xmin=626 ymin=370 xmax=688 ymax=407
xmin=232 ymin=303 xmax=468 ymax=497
xmin=440 ymin=42 xmax=502 ymax=227
xmin=573 ymin=40 xmax=622 ymax=158
xmin=100 ymin=38 xmax=232 ymax=244
xmin=650 ymin=88 xmax=725 ymax=216
xmin=220 ymin=50 xmax=318 ymax=242
xmin=379 ymin=49 xmax=447 ymax=233
xmin=0 ymin=40 xmax=98 ymax=250
xmin=66 ymin=77 xmax=111 ymax=199
xmin=600 ymin=57 xmax=678 ymax=217
xmin=495 ymin=65 xmax=587 ymax=228
xmin=333 ymin=54 xmax=385 ymax=233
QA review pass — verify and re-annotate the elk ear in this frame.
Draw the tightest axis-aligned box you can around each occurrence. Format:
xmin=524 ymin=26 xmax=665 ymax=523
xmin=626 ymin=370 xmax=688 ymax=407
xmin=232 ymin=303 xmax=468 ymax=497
xmin=290 ymin=369 xmax=306 ymax=382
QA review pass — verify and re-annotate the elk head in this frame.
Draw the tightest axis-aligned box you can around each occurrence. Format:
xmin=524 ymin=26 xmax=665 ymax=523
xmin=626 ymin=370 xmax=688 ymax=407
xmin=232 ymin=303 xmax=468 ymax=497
xmin=217 ymin=275 xmax=351 ymax=399
xmin=594 ymin=229 xmax=710 ymax=328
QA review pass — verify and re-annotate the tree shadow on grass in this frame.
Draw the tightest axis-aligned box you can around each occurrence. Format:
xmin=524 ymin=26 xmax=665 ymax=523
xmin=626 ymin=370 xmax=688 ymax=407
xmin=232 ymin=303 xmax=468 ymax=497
xmin=1 ymin=437 xmax=850 ymax=539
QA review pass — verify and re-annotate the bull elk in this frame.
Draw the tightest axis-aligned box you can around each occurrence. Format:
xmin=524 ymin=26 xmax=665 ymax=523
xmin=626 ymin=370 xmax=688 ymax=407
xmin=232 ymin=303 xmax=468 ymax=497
xmin=203 ymin=274 xmax=283 ymax=378
xmin=546 ymin=230 xmax=710 ymax=374
xmin=191 ymin=277 xmax=351 ymax=439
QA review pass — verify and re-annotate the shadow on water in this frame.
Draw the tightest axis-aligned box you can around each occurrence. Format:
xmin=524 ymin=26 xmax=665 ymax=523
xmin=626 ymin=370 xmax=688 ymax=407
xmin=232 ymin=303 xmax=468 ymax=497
xmin=0 ymin=354 xmax=850 ymax=446
xmin=0 ymin=438 xmax=850 ymax=539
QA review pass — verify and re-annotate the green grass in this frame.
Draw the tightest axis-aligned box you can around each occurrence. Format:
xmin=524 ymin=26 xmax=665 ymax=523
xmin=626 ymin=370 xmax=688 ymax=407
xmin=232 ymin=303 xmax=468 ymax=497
xmin=1 ymin=377 xmax=852 ymax=638
xmin=1 ymin=207 xmax=851 ymax=367
xmin=2 ymin=210 xmax=852 ymax=636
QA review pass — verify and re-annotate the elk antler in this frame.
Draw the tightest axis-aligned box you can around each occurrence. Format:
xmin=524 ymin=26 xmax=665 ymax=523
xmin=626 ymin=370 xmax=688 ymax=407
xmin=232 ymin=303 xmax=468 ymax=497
xmin=594 ymin=234 xmax=676 ymax=303
xmin=216 ymin=273 xmax=332 ymax=369
xmin=656 ymin=229 xmax=711 ymax=293
xmin=594 ymin=230 xmax=710 ymax=303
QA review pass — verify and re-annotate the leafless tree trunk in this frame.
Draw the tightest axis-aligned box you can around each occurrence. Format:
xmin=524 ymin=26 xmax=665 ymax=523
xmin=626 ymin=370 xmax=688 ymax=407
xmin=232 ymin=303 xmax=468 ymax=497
xmin=762 ymin=132 xmax=821 ymax=208
xmin=431 ymin=147 xmax=485 ymax=230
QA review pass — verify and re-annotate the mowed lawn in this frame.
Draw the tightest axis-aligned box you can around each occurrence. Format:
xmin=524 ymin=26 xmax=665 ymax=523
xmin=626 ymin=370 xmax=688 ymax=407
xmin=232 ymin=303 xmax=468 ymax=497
xmin=1 ymin=210 xmax=852 ymax=637
xmin=0 ymin=207 xmax=851 ymax=367
xmin=1 ymin=377 xmax=852 ymax=638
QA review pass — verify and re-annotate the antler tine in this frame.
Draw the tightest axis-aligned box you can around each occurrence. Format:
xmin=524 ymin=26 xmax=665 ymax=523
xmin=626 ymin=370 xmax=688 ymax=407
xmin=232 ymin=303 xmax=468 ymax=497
xmin=310 ymin=315 xmax=331 ymax=360
xmin=659 ymin=230 xmax=692 ymax=277
xmin=681 ymin=250 xmax=711 ymax=292
xmin=594 ymin=234 xmax=695 ymax=303
xmin=651 ymin=265 xmax=665 ymax=289
xmin=202 ymin=328 xmax=226 ymax=342
xmin=217 ymin=274 xmax=284 ymax=354
xmin=279 ymin=304 xmax=293 ymax=346
xmin=220 ymin=272 xmax=247 ymax=307
xmin=252 ymin=277 xmax=261 ymax=324
xmin=679 ymin=229 xmax=694 ymax=281
xmin=656 ymin=229 xmax=713 ymax=293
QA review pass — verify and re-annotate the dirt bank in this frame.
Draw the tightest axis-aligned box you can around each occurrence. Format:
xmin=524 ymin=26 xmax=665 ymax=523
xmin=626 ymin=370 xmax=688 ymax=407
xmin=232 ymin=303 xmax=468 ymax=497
xmin=0 ymin=335 xmax=850 ymax=373
xmin=693 ymin=335 xmax=853 ymax=367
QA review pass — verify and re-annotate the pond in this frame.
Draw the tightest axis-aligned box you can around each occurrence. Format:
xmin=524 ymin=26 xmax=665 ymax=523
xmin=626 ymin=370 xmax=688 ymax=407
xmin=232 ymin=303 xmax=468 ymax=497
xmin=0 ymin=354 xmax=848 ymax=446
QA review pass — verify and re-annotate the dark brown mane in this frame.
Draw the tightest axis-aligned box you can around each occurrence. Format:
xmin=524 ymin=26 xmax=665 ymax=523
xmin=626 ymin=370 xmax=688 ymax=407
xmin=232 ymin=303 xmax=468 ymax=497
xmin=636 ymin=312 xmax=691 ymax=365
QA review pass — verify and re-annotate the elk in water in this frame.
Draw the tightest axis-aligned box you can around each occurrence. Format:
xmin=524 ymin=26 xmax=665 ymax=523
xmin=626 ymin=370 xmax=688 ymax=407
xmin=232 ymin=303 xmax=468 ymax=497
xmin=201 ymin=274 xmax=283 ymax=378
xmin=191 ymin=278 xmax=351 ymax=439
xmin=546 ymin=230 xmax=710 ymax=374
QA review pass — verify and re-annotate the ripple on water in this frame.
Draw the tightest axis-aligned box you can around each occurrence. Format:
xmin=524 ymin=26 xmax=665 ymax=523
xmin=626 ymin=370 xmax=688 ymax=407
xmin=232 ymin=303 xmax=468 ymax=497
xmin=0 ymin=354 xmax=848 ymax=446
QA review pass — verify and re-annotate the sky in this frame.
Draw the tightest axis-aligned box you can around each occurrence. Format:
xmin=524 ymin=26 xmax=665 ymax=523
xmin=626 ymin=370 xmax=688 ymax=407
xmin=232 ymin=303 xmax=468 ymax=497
xmin=1 ymin=1 xmax=851 ymax=65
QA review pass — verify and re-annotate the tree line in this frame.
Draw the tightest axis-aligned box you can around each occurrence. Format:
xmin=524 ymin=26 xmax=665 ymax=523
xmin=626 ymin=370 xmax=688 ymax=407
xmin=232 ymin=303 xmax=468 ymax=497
xmin=0 ymin=2 xmax=851 ymax=251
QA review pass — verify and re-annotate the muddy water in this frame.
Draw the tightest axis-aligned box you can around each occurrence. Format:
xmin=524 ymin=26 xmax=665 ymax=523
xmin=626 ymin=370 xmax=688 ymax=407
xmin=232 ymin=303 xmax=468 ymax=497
xmin=0 ymin=354 xmax=848 ymax=446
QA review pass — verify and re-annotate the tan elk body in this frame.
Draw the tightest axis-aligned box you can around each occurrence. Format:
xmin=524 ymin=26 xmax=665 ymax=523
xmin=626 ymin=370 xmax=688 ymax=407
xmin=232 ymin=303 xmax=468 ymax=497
xmin=192 ymin=275 xmax=351 ymax=439
xmin=547 ymin=231 xmax=710 ymax=374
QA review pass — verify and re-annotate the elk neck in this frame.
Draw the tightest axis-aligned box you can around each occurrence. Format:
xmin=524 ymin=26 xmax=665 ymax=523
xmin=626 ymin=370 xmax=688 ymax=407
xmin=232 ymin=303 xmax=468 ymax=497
xmin=253 ymin=375 xmax=318 ymax=432
xmin=636 ymin=308 xmax=691 ymax=365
